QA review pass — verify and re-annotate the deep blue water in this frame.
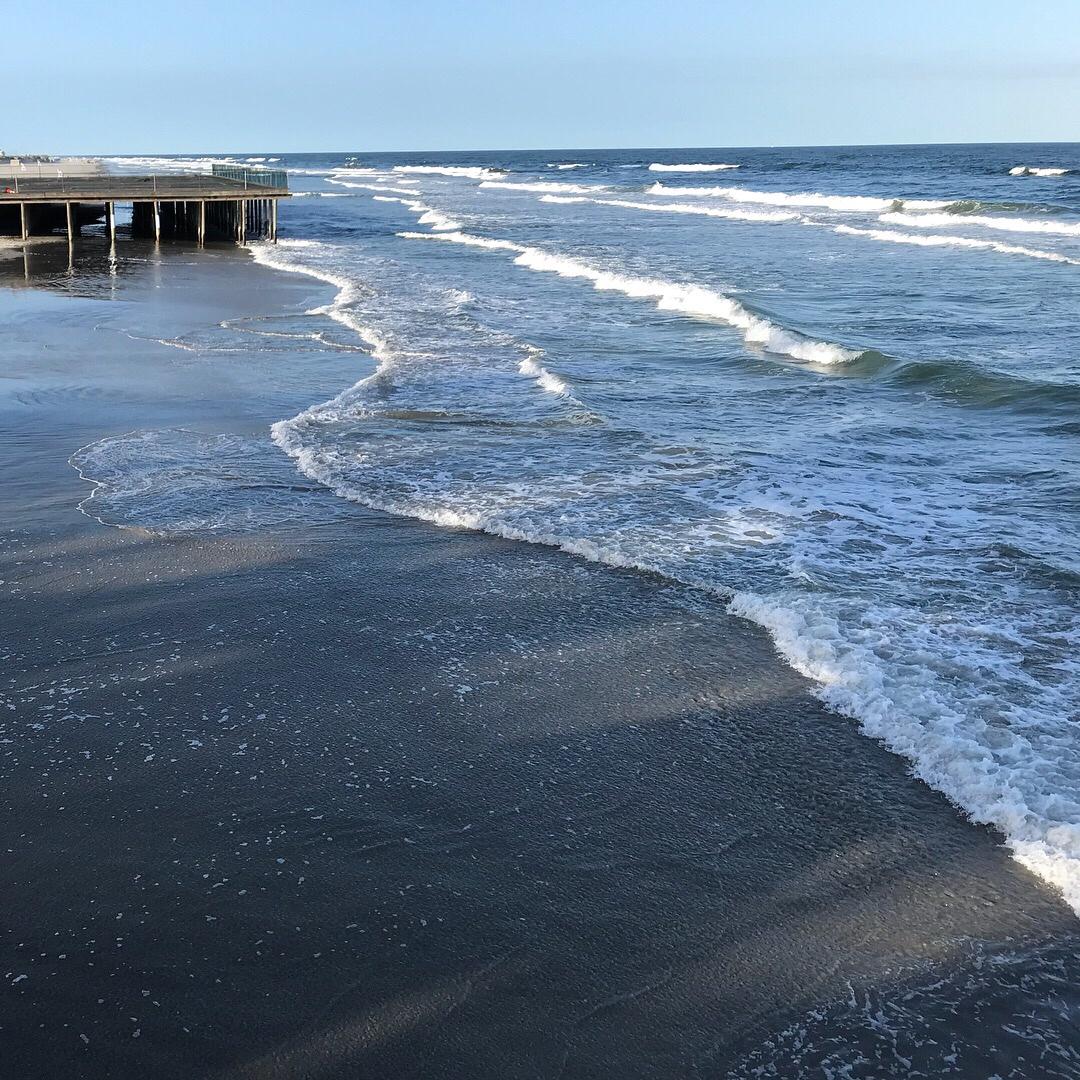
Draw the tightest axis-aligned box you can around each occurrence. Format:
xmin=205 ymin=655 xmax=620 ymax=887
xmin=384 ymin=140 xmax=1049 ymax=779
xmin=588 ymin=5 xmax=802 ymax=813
xmin=96 ymin=144 xmax=1080 ymax=917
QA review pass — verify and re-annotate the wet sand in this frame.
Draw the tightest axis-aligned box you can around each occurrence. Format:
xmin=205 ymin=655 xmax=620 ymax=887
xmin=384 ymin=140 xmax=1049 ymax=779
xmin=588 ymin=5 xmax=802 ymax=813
xmin=2 ymin=238 xmax=1078 ymax=1079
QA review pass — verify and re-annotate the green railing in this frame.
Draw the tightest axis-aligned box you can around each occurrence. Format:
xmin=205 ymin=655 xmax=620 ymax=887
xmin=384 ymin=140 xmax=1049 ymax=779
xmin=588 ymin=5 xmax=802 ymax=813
xmin=211 ymin=164 xmax=288 ymax=189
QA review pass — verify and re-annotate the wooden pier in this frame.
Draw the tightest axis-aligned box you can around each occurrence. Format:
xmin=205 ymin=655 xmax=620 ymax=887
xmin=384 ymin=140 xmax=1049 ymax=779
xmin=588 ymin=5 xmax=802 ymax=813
xmin=0 ymin=168 xmax=288 ymax=245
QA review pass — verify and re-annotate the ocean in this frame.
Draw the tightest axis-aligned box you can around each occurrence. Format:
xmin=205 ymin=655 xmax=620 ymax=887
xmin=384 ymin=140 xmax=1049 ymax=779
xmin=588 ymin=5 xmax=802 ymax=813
xmin=92 ymin=143 xmax=1080 ymax=918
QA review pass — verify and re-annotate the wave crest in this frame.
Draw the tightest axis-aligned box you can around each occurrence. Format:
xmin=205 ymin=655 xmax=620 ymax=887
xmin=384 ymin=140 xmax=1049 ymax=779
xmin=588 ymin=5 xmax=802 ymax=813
xmin=1010 ymin=165 xmax=1071 ymax=177
xmin=392 ymin=165 xmax=504 ymax=180
xmin=648 ymin=162 xmax=741 ymax=172
xmin=398 ymin=230 xmax=862 ymax=366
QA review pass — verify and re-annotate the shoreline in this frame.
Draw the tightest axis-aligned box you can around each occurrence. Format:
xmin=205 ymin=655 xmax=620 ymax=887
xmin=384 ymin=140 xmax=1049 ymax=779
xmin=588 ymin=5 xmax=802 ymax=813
xmin=3 ymin=239 xmax=1079 ymax=1078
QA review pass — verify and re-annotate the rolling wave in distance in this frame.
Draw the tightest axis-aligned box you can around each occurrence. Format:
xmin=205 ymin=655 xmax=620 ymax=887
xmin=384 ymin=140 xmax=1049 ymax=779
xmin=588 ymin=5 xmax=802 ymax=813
xmin=881 ymin=210 xmax=1080 ymax=238
xmin=648 ymin=162 xmax=742 ymax=172
xmin=1010 ymin=165 xmax=1071 ymax=176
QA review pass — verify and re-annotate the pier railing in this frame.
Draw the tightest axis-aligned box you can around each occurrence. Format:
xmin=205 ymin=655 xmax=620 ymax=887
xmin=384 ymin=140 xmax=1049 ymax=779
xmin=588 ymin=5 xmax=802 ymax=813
xmin=211 ymin=164 xmax=288 ymax=189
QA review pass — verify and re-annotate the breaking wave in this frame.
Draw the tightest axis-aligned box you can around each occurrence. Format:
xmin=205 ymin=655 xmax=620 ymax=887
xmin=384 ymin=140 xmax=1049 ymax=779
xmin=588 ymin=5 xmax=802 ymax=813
xmin=393 ymin=165 xmax=505 ymax=180
xmin=480 ymin=180 xmax=608 ymax=195
xmin=328 ymin=179 xmax=424 ymax=196
xmin=397 ymin=230 xmax=863 ymax=366
xmin=649 ymin=183 xmax=951 ymax=213
xmin=832 ymin=223 xmax=1080 ymax=265
xmin=518 ymin=352 xmax=572 ymax=397
xmin=881 ymin=210 xmax=1080 ymax=238
xmin=541 ymin=193 xmax=799 ymax=223
xmin=371 ymin=194 xmax=461 ymax=231
xmin=1010 ymin=166 xmax=1071 ymax=177
xmin=648 ymin=163 xmax=741 ymax=172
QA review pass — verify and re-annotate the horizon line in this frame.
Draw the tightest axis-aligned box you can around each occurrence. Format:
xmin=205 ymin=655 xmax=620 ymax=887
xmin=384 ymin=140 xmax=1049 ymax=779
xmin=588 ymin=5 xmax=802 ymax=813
xmin=51 ymin=138 xmax=1080 ymax=158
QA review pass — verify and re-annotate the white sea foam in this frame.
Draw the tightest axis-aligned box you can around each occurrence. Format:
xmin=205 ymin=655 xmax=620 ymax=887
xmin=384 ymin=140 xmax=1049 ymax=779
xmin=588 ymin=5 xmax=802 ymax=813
xmin=250 ymin=240 xmax=396 ymax=368
xmin=649 ymin=183 xmax=951 ymax=213
xmin=416 ymin=208 xmax=461 ymax=231
xmin=648 ymin=163 xmax=741 ymax=172
xmin=370 ymin=194 xmax=461 ymax=231
xmin=548 ymin=195 xmax=799 ymax=224
xmin=397 ymin=230 xmax=861 ymax=365
xmin=518 ymin=353 xmax=572 ymax=396
xmin=726 ymin=588 xmax=1080 ymax=912
xmin=1010 ymin=165 xmax=1071 ymax=177
xmin=833 ymin=223 xmax=1080 ymax=265
xmin=547 ymin=163 xmax=589 ymax=169
xmin=881 ymin=210 xmax=1080 ymax=238
xmin=328 ymin=179 xmax=425 ymax=196
xmin=393 ymin=165 xmax=505 ymax=180
xmin=480 ymin=180 xmax=608 ymax=195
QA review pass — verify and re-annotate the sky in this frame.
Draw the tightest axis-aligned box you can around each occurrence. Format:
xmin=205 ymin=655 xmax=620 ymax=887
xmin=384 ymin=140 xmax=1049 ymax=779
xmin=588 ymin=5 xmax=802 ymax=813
xmin=7 ymin=0 xmax=1080 ymax=153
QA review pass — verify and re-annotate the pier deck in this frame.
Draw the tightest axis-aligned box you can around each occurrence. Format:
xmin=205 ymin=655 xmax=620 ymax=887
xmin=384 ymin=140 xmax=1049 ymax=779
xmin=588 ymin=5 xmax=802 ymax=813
xmin=0 ymin=172 xmax=289 ymax=245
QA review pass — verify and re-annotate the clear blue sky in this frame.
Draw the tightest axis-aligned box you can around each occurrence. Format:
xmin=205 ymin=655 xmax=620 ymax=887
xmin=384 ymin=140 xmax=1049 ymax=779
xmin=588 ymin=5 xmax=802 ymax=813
xmin=9 ymin=0 xmax=1080 ymax=153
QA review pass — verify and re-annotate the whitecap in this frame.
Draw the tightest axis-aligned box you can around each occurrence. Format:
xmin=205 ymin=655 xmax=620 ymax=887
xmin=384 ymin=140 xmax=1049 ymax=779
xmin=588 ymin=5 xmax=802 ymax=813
xmin=480 ymin=180 xmax=608 ymax=195
xmin=648 ymin=162 xmax=741 ymax=172
xmin=396 ymin=230 xmax=861 ymax=366
xmin=1010 ymin=165 xmax=1071 ymax=177
xmin=393 ymin=165 xmax=504 ymax=180
xmin=832 ymin=223 xmax=1080 ymax=265
xmin=881 ymin=210 xmax=1080 ymax=239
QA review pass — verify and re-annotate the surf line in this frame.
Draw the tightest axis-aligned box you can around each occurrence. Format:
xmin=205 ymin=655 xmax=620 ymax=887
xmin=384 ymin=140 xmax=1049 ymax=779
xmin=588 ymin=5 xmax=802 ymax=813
xmin=540 ymin=194 xmax=1079 ymax=266
xmin=397 ymin=228 xmax=861 ymax=366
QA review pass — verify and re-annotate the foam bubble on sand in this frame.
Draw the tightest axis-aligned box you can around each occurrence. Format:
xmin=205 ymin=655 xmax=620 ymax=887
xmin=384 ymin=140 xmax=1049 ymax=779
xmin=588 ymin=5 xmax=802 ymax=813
xmin=480 ymin=180 xmax=609 ymax=195
xmin=393 ymin=165 xmax=505 ymax=180
xmin=397 ymin=230 xmax=862 ymax=366
xmin=881 ymin=211 xmax=1080 ymax=239
xmin=1010 ymin=166 xmax=1071 ymax=177
xmin=70 ymin=429 xmax=352 ymax=533
xmin=648 ymin=162 xmax=741 ymax=172
xmin=832 ymin=223 xmax=1080 ymax=265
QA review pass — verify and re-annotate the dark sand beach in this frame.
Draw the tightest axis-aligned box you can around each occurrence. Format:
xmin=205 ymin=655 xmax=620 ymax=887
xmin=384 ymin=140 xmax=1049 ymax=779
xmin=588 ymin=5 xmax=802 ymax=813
xmin=3 ymin=238 xmax=1079 ymax=1079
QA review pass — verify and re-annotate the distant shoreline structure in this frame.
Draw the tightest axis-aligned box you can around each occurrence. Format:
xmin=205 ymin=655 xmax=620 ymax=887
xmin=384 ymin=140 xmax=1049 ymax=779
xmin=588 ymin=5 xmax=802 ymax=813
xmin=1 ymin=156 xmax=104 ymax=180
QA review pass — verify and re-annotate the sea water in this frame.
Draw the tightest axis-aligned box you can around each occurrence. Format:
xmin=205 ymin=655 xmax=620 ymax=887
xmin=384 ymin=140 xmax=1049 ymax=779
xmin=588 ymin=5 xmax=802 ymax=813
xmin=93 ymin=144 xmax=1080 ymax=918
